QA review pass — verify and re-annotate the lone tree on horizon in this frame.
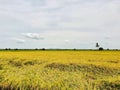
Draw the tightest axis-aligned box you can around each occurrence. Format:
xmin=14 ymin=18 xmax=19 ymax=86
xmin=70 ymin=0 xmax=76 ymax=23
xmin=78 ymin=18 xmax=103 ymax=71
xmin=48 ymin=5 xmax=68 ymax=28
xmin=99 ymin=47 xmax=104 ymax=51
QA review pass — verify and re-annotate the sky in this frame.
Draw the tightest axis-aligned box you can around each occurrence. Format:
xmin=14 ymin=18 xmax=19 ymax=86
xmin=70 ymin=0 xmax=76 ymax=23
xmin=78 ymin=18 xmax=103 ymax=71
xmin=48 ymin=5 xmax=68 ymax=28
xmin=0 ymin=0 xmax=120 ymax=49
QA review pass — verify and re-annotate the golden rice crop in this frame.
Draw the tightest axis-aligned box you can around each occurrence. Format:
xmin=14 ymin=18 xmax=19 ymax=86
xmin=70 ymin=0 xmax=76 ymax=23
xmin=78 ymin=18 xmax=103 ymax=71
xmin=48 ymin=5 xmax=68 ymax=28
xmin=0 ymin=51 xmax=120 ymax=90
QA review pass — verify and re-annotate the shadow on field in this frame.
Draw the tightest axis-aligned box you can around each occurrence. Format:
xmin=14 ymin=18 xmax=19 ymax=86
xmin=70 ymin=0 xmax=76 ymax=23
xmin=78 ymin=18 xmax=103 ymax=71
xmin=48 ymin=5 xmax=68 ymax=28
xmin=8 ymin=60 xmax=46 ymax=67
xmin=45 ymin=63 xmax=120 ymax=76
xmin=0 ymin=84 xmax=69 ymax=90
xmin=98 ymin=81 xmax=120 ymax=90
xmin=0 ymin=64 xmax=3 ymax=70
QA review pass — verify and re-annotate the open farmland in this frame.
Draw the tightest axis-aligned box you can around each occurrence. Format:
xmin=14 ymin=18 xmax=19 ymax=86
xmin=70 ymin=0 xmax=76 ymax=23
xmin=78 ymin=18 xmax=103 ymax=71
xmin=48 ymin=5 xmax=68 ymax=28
xmin=0 ymin=51 xmax=120 ymax=90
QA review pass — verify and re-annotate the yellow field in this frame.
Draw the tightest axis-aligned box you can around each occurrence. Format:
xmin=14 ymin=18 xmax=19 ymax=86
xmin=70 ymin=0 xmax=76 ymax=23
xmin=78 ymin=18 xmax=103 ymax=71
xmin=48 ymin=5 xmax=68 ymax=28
xmin=0 ymin=51 xmax=120 ymax=90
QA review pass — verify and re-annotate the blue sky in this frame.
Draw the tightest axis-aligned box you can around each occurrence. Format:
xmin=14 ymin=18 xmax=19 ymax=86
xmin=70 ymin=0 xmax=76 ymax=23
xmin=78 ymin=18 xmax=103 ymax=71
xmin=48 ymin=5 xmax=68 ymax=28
xmin=0 ymin=0 xmax=120 ymax=49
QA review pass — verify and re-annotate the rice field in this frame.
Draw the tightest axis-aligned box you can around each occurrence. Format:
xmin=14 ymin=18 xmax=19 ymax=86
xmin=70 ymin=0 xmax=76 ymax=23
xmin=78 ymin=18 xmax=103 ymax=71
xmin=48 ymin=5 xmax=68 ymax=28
xmin=0 ymin=50 xmax=120 ymax=90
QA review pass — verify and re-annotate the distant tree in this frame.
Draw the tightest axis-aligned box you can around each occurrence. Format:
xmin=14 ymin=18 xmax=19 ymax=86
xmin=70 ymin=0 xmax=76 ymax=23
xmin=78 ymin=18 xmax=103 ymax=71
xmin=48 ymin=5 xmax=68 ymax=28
xmin=35 ymin=48 xmax=38 ymax=50
xmin=42 ymin=48 xmax=45 ymax=51
xmin=73 ymin=48 xmax=76 ymax=50
xmin=5 ymin=48 xmax=8 ymax=50
xmin=14 ymin=48 xmax=18 ymax=50
xmin=99 ymin=47 xmax=104 ymax=51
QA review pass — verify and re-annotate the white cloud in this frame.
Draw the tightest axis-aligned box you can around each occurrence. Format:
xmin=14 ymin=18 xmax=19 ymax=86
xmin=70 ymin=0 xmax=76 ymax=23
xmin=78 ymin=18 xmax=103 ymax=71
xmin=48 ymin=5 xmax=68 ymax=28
xmin=22 ymin=33 xmax=44 ymax=40
xmin=64 ymin=40 xmax=70 ymax=43
xmin=11 ymin=38 xmax=26 ymax=43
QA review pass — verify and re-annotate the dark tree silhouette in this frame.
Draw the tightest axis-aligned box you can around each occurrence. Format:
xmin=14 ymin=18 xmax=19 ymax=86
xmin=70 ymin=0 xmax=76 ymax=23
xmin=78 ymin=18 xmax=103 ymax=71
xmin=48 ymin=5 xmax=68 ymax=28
xmin=99 ymin=47 xmax=104 ymax=51
xmin=35 ymin=48 xmax=38 ymax=50
xmin=42 ymin=48 xmax=45 ymax=51
xmin=73 ymin=48 xmax=76 ymax=50
xmin=5 ymin=48 xmax=8 ymax=50
xmin=14 ymin=48 xmax=18 ymax=50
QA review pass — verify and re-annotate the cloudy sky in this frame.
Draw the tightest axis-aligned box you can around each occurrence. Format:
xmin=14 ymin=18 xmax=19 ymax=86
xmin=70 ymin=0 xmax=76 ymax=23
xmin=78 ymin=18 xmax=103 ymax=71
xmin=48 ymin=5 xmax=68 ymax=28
xmin=0 ymin=0 xmax=120 ymax=49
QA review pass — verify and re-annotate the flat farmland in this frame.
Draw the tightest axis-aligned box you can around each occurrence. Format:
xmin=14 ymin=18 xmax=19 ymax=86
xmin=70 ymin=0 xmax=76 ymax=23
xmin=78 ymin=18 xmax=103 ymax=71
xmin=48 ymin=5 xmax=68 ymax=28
xmin=0 ymin=51 xmax=120 ymax=90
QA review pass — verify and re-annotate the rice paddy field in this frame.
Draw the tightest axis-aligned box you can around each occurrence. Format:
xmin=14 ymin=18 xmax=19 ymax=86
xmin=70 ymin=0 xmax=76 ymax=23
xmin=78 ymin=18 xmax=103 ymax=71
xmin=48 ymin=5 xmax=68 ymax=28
xmin=0 ymin=50 xmax=120 ymax=90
